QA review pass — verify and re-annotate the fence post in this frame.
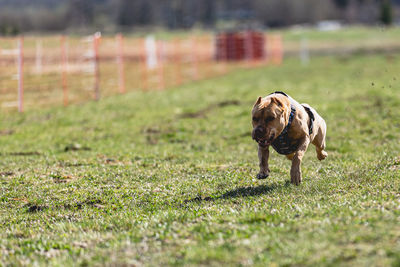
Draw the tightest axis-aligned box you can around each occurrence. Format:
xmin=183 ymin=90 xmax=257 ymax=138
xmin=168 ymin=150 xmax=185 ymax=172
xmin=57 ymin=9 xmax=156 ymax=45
xmin=157 ymin=40 xmax=165 ymax=90
xmin=141 ymin=38 xmax=148 ymax=91
xmin=116 ymin=33 xmax=125 ymax=94
xmin=35 ymin=40 xmax=42 ymax=75
xmin=277 ymin=34 xmax=283 ymax=65
xmin=93 ymin=32 xmax=101 ymax=100
xmin=174 ymin=38 xmax=182 ymax=86
xmin=271 ymin=34 xmax=283 ymax=65
xmin=191 ymin=36 xmax=199 ymax=80
xmin=218 ymin=34 xmax=227 ymax=74
xmin=61 ymin=35 xmax=68 ymax=106
xmin=17 ymin=36 xmax=24 ymax=113
xmin=263 ymin=34 xmax=268 ymax=64
xmin=300 ymin=37 xmax=309 ymax=66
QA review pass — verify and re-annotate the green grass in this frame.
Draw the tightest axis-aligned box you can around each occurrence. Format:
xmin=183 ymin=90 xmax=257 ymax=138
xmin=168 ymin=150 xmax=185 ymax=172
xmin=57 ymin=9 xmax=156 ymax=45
xmin=1 ymin=53 xmax=400 ymax=266
xmin=281 ymin=26 xmax=400 ymax=56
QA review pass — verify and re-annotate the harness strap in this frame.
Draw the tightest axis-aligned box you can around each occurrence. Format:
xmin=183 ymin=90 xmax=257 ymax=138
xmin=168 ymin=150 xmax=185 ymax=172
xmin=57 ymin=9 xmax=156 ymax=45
xmin=280 ymin=104 xmax=296 ymax=136
xmin=302 ymin=105 xmax=315 ymax=135
xmin=271 ymin=104 xmax=297 ymax=155
xmin=271 ymin=91 xmax=315 ymax=135
xmin=269 ymin=91 xmax=294 ymax=131
xmin=271 ymin=91 xmax=288 ymax=97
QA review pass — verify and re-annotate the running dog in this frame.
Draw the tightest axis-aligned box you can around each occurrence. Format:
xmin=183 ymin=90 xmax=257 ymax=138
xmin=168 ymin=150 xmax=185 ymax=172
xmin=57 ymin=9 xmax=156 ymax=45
xmin=251 ymin=91 xmax=327 ymax=185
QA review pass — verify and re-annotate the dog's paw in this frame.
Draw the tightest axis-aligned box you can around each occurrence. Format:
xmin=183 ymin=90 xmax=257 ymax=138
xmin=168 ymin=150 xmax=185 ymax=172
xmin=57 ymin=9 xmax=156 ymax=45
xmin=291 ymin=172 xmax=302 ymax=185
xmin=257 ymin=172 xmax=269 ymax=180
xmin=317 ymin=150 xmax=328 ymax=161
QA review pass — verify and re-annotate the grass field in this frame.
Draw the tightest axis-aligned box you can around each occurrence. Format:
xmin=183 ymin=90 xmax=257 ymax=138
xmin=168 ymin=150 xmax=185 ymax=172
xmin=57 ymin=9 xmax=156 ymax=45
xmin=1 ymin=52 xmax=400 ymax=266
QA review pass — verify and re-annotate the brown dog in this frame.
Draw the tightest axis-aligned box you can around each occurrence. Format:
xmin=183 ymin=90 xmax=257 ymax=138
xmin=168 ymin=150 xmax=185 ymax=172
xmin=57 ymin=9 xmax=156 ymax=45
xmin=251 ymin=91 xmax=327 ymax=185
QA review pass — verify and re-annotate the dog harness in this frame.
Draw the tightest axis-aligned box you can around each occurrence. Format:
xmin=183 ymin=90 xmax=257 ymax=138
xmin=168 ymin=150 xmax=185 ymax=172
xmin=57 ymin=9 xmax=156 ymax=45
xmin=270 ymin=92 xmax=315 ymax=155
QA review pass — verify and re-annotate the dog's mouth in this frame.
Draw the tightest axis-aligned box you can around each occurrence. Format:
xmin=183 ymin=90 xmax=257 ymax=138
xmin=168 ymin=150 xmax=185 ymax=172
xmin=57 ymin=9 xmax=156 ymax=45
xmin=257 ymin=134 xmax=275 ymax=148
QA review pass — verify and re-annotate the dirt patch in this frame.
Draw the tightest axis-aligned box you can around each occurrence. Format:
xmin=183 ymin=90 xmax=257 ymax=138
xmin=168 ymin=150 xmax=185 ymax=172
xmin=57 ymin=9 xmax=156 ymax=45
xmin=3 ymin=151 xmax=41 ymax=156
xmin=0 ymin=129 xmax=14 ymax=136
xmin=50 ymin=174 xmax=76 ymax=184
xmin=58 ymin=161 xmax=92 ymax=167
xmin=25 ymin=199 xmax=104 ymax=212
xmin=97 ymin=154 xmax=130 ymax=165
xmin=146 ymin=135 xmax=159 ymax=145
xmin=0 ymin=171 xmax=14 ymax=177
xmin=179 ymin=100 xmax=241 ymax=119
xmin=25 ymin=203 xmax=48 ymax=213
xmin=143 ymin=128 xmax=161 ymax=134
xmin=142 ymin=126 xmax=177 ymax=145
xmin=63 ymin=199 xmax=104 ymax=210
xmin=388 ymin=156 xmax=400 ymax=171
xmin=143 ymin=127 xmax=161 ymax=145
xmin=64 ymin=143 xmax=91 ymax=152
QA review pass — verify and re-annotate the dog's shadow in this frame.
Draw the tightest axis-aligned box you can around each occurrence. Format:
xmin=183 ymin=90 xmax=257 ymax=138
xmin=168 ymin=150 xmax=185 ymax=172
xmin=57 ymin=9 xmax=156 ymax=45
xmin=183 ymin=182 xmax=283 ymax=205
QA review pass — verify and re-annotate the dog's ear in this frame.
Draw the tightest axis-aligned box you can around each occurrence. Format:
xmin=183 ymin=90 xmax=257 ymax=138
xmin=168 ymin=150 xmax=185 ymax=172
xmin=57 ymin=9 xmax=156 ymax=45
xmin=271 ymin=97 xmax=284 ymax=108
xmin=254 ymin=96 xmax=262 ymax=107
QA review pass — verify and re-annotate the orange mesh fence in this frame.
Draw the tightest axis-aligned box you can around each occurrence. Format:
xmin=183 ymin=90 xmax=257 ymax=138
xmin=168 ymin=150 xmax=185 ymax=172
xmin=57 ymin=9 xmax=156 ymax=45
xmin=0 ymin=33 xmax=283 ymax=112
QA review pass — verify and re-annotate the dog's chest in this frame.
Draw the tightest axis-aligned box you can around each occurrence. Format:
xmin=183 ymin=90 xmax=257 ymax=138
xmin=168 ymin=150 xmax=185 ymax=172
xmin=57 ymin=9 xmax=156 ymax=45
xmin=271 ymin=130 xmax=301 ymax=155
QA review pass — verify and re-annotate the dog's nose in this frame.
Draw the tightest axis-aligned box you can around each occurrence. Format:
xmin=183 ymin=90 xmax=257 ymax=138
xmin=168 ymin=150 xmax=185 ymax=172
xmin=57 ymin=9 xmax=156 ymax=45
xmin=254 ymin=127 xmax=265 ymax=139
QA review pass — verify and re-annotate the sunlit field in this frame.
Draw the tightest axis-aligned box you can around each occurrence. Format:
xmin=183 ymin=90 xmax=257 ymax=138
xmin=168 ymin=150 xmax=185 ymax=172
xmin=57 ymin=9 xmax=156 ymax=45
xmin=1 ymin=28 xmax=400 ymax=265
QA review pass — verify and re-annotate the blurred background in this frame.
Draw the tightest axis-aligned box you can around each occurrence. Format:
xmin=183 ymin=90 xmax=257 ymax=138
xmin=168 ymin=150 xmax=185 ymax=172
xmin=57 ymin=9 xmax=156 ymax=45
xmin=1 ymin=0 xmax=400 ymax=112
xmin=0 ymin=0 xmax=399 ymax=34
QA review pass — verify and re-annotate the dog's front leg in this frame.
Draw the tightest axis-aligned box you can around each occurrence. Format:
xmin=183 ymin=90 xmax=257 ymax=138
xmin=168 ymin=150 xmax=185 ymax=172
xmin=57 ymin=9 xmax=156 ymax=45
xmin=257 ymin=146 xmax=270 ymax=179
xmin=290 ymin=137 xmax=310 ymax=185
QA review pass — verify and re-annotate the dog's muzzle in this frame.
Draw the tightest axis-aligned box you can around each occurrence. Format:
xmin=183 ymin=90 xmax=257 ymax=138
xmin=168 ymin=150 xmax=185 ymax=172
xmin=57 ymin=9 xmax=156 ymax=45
xmin=253 ymin=127 xmax=274 ymax=148
xmin=253 ymin=127 xmax=265 ymax=140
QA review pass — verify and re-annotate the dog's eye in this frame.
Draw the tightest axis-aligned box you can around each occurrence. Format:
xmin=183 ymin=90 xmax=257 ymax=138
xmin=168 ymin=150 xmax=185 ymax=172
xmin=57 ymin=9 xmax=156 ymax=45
xmin=252 ymin=117 xmax=259 ymax=122
xmin=265 ymin=116 xmax=275 ymax=123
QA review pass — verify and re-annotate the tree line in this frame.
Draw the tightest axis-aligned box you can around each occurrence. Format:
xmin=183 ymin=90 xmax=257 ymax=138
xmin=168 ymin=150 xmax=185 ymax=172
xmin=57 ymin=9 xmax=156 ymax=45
xmin=0 ymin=0 xmax=397 ymax=35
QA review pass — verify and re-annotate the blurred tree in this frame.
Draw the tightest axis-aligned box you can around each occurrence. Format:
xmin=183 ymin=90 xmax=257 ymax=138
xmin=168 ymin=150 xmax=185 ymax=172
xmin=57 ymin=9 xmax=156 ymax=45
xmin=333 ymin=0 xmax=350 ymax=8
xmin=0 ymin=0 xmax=399 ymax=33
xmin=380 ymin=0 xmax=393 ymax=25
xmin=137 ymin=1 xmax=153 ymax=25
xmin=201 ymin=0 xmax=216 ymax=27
xmin=0 ymin=24 xmax=19 ymax=36
xmin=116 ymin=0 xmax=153 ymax=27
xmin=116 ymin=0 xmax=136 ymax=26
xmin=66 ymin=0 xmax=94 ymax=27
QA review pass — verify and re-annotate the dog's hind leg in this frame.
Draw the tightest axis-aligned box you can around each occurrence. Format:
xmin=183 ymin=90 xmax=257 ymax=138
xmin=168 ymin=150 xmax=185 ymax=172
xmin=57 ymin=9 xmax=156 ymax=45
xmin=312 ymin=118 xmax=328 ymax=161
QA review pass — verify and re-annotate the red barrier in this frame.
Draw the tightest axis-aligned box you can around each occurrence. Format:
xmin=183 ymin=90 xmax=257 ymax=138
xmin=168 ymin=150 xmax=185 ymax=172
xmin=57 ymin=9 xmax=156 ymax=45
xmin=216 ymin=31 xmax=265 ymax=62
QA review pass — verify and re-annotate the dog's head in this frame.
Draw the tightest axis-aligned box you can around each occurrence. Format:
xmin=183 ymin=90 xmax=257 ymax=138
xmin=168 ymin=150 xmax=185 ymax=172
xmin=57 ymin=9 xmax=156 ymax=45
xmin=251 ymin=95 xmax=290 ymax=147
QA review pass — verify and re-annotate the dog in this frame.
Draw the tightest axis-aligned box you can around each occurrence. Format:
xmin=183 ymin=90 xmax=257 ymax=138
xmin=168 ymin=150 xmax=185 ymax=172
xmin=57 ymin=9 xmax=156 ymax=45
xmin=251 ymin=91 xmax=327 ymax=185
